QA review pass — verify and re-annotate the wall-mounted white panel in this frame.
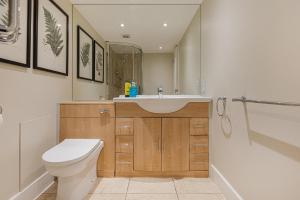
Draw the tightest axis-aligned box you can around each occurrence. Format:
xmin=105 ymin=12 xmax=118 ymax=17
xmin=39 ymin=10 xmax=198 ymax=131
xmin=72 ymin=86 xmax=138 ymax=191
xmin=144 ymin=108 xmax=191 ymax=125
xmin=20 ymin=115 xmax=56 ymax=190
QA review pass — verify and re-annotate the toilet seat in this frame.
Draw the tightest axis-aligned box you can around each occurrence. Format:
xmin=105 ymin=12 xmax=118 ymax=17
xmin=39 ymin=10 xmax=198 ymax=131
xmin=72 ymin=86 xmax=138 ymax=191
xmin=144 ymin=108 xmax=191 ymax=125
xmin=42 ymin=139 xmax=103 ymax=166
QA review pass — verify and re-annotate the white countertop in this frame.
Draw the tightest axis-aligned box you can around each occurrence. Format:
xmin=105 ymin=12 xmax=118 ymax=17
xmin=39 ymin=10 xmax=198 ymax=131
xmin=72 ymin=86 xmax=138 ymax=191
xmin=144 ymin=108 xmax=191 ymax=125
xmin=113 ymin=95 xmax=212 ymax=102
xmin=60 ymin=100 xmax=114 ymax=105
xmin=113 ymin=95 xmax=211 ymax=113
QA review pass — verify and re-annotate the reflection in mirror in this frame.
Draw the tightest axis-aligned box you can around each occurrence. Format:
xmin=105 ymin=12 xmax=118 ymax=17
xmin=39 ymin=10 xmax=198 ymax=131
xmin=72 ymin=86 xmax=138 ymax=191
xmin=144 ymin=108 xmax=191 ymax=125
xmin=107 ymin=43 xmax=143 ymax=100
xmin=72 ymin=4 xmax=201 ymax=100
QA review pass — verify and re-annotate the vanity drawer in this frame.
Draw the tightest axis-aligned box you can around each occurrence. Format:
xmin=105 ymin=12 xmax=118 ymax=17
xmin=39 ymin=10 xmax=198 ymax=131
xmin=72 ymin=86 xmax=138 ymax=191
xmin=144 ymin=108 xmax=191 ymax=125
xmin=116 ymin=136 xmax=133 ymax=153
xmin=190 ymin=118 xmax=208 ymax=136
xmin=116 ymin=118 xmax=134 ymax=135
xmin=190 ymin=136 xmax=208 ymax=154
xmin=190 ymin=153 xmax=209 ymax=171
xmin=60 ymin=104 xmax=115 ymax=118
xmin=116 ymin=153 xmax=133 ymax=172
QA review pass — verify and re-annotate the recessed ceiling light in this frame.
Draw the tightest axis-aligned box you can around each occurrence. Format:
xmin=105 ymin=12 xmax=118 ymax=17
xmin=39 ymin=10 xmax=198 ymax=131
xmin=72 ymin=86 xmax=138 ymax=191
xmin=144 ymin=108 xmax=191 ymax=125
xmin=163 ymin=23 xmax=168 ymax=27
xmin=159 ymin=46 xmax=163 ymax=50
xmin=120 ymin=23 xmax=125 ymax=27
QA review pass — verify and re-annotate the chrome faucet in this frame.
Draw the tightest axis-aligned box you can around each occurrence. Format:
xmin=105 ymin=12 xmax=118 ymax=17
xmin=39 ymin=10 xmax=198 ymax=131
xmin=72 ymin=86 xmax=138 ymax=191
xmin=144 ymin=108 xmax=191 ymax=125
xmin=158 ymin=87 xmax=163 ymax=96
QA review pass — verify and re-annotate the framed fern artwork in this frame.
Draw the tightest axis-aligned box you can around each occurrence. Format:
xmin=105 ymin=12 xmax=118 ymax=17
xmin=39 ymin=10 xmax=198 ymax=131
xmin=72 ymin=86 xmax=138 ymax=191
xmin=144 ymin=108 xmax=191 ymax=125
xmin=33 ymin=0 xmax=69 ymax=75
xmin=93 ymin=41 xmax=104 ymax=83
xmin=0 ymin=0 xmax=31 ymax=67
xmin=77 ymin=26 xmax=93 ymax=80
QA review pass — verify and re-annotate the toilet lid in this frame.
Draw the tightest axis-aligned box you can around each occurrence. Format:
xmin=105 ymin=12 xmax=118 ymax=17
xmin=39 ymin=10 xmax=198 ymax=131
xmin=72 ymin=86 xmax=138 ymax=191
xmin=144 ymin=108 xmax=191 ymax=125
xmin=42 ymin=139 xmax=102 ymax=166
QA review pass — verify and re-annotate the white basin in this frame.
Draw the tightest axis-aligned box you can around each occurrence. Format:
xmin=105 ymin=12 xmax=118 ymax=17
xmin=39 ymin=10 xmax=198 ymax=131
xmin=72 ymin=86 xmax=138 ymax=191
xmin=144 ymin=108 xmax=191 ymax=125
xmin=113 ymin=95 xmax=211 ymax=113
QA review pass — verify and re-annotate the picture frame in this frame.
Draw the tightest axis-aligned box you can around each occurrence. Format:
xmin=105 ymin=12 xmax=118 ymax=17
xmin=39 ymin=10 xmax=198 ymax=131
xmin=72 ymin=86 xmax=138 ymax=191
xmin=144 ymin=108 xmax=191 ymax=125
xmin=0 ymin=0 xmax=31 ymax=68
xmin=33 ymin=0 xmax=69 ymax=76
xmin=77 ymin=26 xmax=93 ymax=81
xmin=93 ymin=41 xmax=104 ymax=83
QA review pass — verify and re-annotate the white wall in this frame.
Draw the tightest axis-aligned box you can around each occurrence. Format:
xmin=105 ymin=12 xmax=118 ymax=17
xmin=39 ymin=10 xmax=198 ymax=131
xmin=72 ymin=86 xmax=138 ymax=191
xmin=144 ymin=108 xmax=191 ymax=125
xmin=143 ymin=53 xmax=174 ymax=95
xmin=73 ymin=7 xmax=107 ymax=100
xmin=0 ymin=0 xmax=73 ymax=199
xmin=178 ymin=7 xmax=201 ymax=94
xmin=201 ymin=0 xmax=300 ymax=199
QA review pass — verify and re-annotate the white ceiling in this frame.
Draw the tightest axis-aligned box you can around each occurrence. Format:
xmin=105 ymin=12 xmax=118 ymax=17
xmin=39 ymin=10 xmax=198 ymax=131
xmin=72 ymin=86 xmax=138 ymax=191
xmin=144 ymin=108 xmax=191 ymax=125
xmin=75 ymin=4 xmax=200 ymax=53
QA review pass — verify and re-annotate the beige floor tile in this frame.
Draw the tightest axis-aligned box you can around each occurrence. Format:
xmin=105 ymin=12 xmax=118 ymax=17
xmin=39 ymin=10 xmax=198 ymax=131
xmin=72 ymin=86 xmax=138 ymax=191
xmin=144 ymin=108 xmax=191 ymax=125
xmin=216 ymin=194 xmax=226 ymax=200
xmin=36 ymin=177 xmax=225 ymax=200
xmin=126 ymin=194 xmax=178 ymax=200
xmin=174 ymin=178 xmax=221 ymax=194
xmin=92 ymin=178 xmax=129 ymax=194
xmin=178 ymin=194 xmax=220 ymax=200
xmin=174 ymin=178 xmax=211 ymax=182
xmin=43 ymin=182 xmax=57 ymax=194
xmin=128 ymin=178 xmax=176 ymax=194
xmin=36 ymin=193 xmax=56 ymax=200
xmin=85 ymin=194 xmax=126 ymax=200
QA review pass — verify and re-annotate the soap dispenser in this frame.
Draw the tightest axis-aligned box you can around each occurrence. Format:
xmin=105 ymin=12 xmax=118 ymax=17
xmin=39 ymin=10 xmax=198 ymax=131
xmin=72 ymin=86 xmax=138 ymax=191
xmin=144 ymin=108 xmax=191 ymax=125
xmin=124 ymin=81 xmax=131 ymax=97
xmin=129 ymin=81 xmax=138 ymax=97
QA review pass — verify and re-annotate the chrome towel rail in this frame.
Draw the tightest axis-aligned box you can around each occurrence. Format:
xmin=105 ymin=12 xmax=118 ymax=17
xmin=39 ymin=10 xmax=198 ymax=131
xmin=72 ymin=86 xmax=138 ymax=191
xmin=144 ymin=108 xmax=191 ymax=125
xmin=232 ymin=96 xmax=300 ymax=107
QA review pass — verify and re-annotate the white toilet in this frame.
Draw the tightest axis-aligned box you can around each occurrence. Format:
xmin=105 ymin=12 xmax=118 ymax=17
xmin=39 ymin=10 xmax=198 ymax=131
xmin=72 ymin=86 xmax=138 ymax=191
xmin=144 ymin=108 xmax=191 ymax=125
xmin=42 ymin=139 xmax=104 ymax=200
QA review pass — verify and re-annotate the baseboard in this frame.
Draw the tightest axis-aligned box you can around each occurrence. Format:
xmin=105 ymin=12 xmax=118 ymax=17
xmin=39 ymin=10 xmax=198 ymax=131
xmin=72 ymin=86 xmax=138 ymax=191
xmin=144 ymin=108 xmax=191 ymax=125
xmin=9 ymin=172 xmax=54 ymax=200
xmin=211 ymin=165 xmax=244 ymax=200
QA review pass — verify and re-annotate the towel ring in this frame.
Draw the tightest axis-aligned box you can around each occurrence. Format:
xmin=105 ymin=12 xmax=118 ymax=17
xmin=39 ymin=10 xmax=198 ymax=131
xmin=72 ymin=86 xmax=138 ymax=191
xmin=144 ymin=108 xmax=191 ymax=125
xmin=216 ymin=97 xmax=226 ymax=117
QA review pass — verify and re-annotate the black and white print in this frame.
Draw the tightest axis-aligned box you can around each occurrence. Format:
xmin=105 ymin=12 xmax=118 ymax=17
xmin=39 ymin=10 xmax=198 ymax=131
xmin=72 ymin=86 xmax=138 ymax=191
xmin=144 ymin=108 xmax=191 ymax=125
xmin=93 ymin=41 xmax=104 ymax=83
xmin=0 ymin=0 xmax=31 ymax=67
xmin=77 ymin=26 xmax=93 ymax=80
xmin=33 ymin=0 xmax=69 ymax=75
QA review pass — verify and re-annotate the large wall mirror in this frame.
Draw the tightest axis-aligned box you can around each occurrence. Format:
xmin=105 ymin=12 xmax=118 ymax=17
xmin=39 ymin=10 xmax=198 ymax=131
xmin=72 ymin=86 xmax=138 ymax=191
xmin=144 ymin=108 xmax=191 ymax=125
xmin=72 ymin=3 xmax=201 ymax=100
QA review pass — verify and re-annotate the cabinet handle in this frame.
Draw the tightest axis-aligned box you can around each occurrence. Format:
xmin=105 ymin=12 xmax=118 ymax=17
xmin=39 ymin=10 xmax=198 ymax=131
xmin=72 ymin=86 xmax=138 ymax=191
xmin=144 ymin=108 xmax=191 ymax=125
xmin=191 ymin=144 xmax=208 ymax=147
xmin=157 ymin=138 xmax=161 ymax=151
xmin=99 ymin=109 xmax=109 ymax=114
xmin=193 ymin=124 xmax=204 ymax=128
xmin=119 ymin=126 xmax=131 ymax=135
xmin=117 ymin=161 xmax=132 ymax=165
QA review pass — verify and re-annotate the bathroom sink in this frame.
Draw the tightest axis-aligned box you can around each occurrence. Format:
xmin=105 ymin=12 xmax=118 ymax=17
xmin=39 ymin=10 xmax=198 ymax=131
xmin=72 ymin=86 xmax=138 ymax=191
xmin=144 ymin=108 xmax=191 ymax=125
xmin=113 ymin=95 xmax=211 ymax=113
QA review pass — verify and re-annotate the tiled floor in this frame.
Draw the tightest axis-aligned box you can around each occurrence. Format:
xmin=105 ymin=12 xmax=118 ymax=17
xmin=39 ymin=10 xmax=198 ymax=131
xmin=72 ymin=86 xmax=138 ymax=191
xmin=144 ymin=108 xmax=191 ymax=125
xmin=37 ymin=178 xmax=226 ymax=200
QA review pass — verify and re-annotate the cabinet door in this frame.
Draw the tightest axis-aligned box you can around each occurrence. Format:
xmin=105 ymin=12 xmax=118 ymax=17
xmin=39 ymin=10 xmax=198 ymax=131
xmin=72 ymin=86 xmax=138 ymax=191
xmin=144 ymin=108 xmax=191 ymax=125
xmin=162 ymin=118 xmax=190 ymax=172
xmin=134 ymin=118 xmax=162 ymax=171
xmin=60 ymin=117 xmax=115 ymax=176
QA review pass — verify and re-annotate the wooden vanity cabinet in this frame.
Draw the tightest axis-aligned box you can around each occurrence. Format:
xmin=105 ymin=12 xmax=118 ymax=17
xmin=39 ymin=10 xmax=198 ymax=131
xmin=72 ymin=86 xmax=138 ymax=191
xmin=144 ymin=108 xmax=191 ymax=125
xmin=59 ymin=102 xmax=209 ymax=178
xmin=115 ymin=102 xmax=210 ymax=177
xmin=60 ymin=103 xmax=115 ymax=177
